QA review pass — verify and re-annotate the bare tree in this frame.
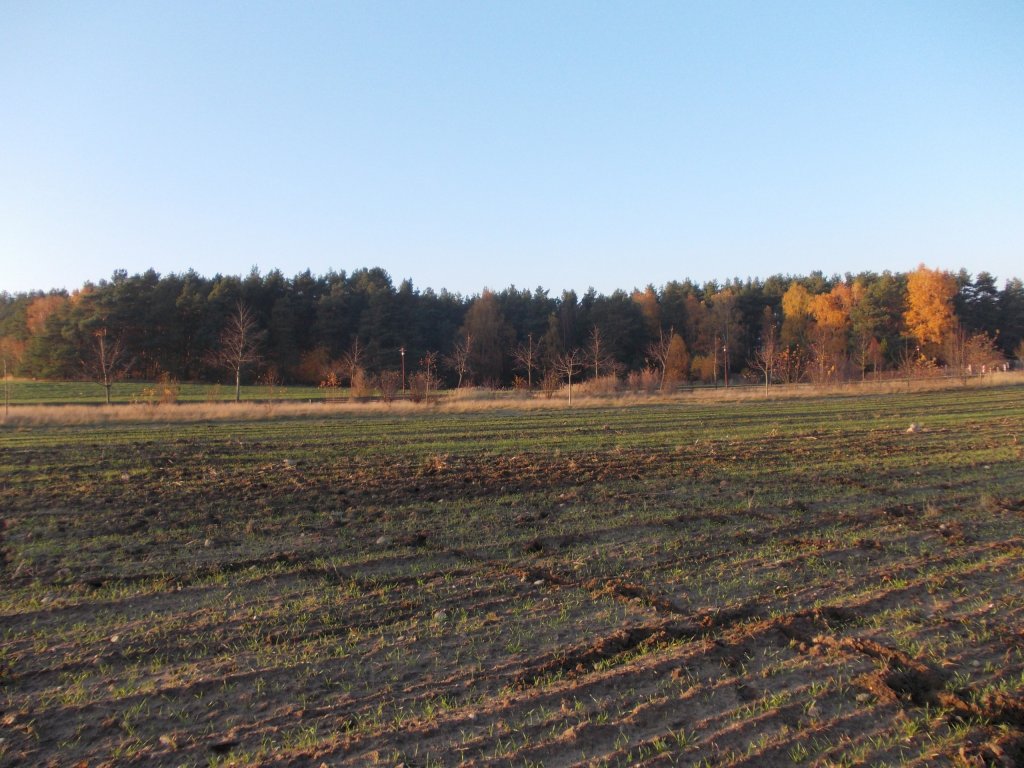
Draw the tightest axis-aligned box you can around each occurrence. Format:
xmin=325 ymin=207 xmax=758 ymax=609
xmin=553 ymin=348 xmax=584 ymax=406
xmin=645 ymin=327 xmax=678 ymax=390
xmin=853 ymin=334 xmax=882 ymax=382
xmin=896 ymin=343 xmax=938 ymax=381
xmin=945 ymin=324 xmax=970 ymax=382
xmin=209 ymin=302 xmax=263 ymax=402
xmin=510 ymin=333 xmax=538 ymax=389
xmin=446 ymin=334 xmax=473 ymax=388
xmin=420 ymin=351 xmax=440 ymax=398
xmin=82 ymin=327 xmax=131 ymax=405
xmin=964 ymin=331 xmax=1004 ymax=375
xmin=749 ymin=307 xmax=780 ymax=397
xmin=586 ymin=326 xmax=616 ymax=380
xmin=340 ymin=338 xmax=365 ymax=388
xmin=710 ymin=290 xmax=741 ymax=387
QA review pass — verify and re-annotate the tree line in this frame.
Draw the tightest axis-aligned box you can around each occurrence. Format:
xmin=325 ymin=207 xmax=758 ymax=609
xmin=1 ymin=265 xmax=1022 ymax=393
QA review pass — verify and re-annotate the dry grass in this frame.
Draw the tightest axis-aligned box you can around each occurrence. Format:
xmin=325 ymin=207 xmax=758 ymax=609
xmin=2 ymin=371 xmax=1020 ymax=426
xmin=682 ymin=370 xmax=1024 ymax=403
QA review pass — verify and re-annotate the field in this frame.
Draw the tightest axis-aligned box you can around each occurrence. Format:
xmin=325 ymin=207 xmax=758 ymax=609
xmin=2 ymin=384 xmax=1024 ymax=766
xmin=0 ymin=380 xmax=325 ymax=405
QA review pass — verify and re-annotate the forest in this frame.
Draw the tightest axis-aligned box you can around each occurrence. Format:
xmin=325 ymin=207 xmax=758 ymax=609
xmin=1 ymin=264 xmax=1022 ymax=391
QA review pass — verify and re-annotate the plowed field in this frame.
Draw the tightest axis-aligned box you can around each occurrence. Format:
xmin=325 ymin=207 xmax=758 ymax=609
xmin=3 ymin=385 xmax=1024 ymax=766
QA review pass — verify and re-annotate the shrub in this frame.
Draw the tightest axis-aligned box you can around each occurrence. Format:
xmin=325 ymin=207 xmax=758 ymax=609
xmin=295 ymin=346 xmax=331 ymax=385
xmin=690 ymin=355 xmax=716 ymax=383
xmin=379 ymin=371 xmax=401 ymax=403
xmin=157 ymin=373 xmax=180 ymax=404
xmin=540 ymin=369 xmax=560 ymax=399
xmin=408 ymin=372 xmax=429 ymax=403
xmin=627 ymin=367 xmax=660 ymax=394
xmin=575 ymin=374 xmax=622 ymax=396
xmin=350 ymin=367 xmax=374 ymax=398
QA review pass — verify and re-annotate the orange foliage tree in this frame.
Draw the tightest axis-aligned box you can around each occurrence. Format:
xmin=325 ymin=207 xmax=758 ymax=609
xmin=26 ymin=294 xmax=68 ymax=336
xmin=631 ymin=286 xmax=662 ymax=340
xmin=903 ymin=264 xmax=958 ymax=348
xmin=808 ymin=283 xmax=853 ymax=331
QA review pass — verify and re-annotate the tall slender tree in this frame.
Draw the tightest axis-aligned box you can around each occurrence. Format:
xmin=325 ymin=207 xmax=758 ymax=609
xmin=750 ymin=306 xmax=780 ymax=396
xmin=446 ymin=334 xmax=473 ymax=388
xmin=81 ymin=327 xmax=131 ymax=405
xmin=209 ymin=302 xmax=263 ymax=402
xmin=553 ymin=349 xmax=584 ymax=406
xmin=586 ymin=326 xmax=616 ymax=379
xmin=510 ymin=333 xmax=538 ymax=389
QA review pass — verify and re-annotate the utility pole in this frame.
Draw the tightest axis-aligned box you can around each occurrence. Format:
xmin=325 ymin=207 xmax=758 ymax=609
xmin=722 ymin=315 xmax=731 ymax=388
xmin=3 ymin=358 xmax=8 ymax=417
xmin=400 ymin=347 xmax=406 ymax=394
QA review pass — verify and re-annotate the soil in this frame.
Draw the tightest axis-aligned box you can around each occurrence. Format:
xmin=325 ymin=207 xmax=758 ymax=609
xmin=2 ymin=388 xmax=1024 ymax=766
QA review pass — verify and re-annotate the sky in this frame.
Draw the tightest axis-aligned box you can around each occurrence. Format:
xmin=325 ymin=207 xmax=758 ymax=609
xmin=1 ymin=1 xmax=1022 ymax=298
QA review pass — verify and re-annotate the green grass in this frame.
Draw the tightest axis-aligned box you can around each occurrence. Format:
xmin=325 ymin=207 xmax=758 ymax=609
xmin=1 ymin=378 xmax=336 ymax=404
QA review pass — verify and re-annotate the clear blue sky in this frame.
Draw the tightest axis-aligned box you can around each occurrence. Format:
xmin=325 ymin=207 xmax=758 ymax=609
xmin=1 ymin=1 xmax=1021 ymax=297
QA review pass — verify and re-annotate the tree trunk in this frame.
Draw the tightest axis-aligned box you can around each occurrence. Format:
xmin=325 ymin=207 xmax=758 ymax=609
xmin=104 ymin=381 xmax=112 ymax=405
xmin=235 ymin=369 xmax=241 ymax=402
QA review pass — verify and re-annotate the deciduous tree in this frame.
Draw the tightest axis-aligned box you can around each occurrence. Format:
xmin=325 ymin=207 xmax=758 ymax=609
xmin=585 ymin=326 xmax=616 ymax=379
xmin=749 ymin=306 xmax=780 ymax=396
xmin=631 ymin=285 xmax=661 ymax=340
xmin=510 ymin=333 xmax=538 ymax=389
xmin=339 ymin=338 xmax=365 ymax=387
xmin=808 ymin=283 xmax=853 ymax=383
xmin=209 ymin=302 xmax=263 ymax=402
xmin=446 ymin=334 xmax=473 ymax=388
xmin=553 ymin=349 xmax=584 ymax=405
xmin=709 ymin=290 xmax=742 ymax=386
xmin=419 ymin=351 xmax=440 ymax=398
xmin=781 ymin=282 xmax=812 ymax=348
xmin=663 ymin=333 xmax=690 ymax=388
xmin=904 ymin=264 xmax=958 ymax=349
xmin=82 ymin=327 xmax=131 ymax=405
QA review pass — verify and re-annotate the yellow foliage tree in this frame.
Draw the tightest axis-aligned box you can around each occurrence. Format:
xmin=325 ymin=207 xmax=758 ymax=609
xmin=781 ymin=283 xmax=811 ymax=320
xmin=904 ymin=264 xmax=957 ymax=347
xmin=807 ymin=283 xmax=854 ymax=383
xmin=781 ymin=283 xmax=812 ymax=347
